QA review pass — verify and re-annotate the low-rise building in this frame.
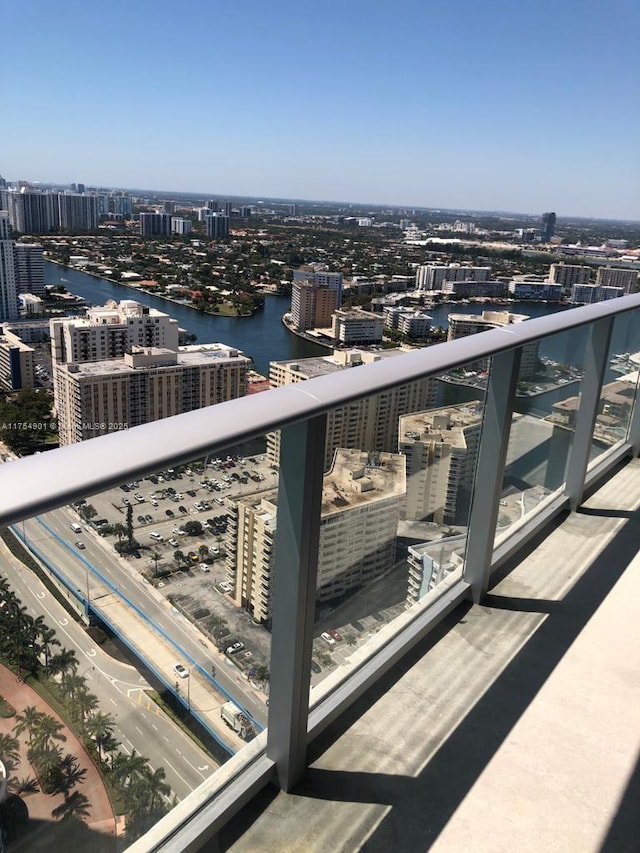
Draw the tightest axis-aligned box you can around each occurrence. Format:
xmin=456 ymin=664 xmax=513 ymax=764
xmin=570 ymin=284 xmax=624 ymax=305
xmin=0 ymin=328 xmax=35 ymax=390
xmin=331 ymin=308 xmax=383 ymax=345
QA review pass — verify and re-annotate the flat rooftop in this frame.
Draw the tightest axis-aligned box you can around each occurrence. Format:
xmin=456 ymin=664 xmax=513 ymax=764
xmin=219 ymin=457 xmax=640 ymax=852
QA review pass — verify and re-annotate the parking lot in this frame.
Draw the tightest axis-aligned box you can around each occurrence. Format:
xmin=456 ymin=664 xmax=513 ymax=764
xmin=77 ymin=452 xmax=412 ymax=689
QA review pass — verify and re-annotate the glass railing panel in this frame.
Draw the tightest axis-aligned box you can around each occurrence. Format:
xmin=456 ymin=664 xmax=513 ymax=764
xmin=589 ymin=309 xmax=640 ymax=465
xmin=0 ymin=441 xmax=272 ymax=848
xmin=306 ymin=354 xmax=488 ymax=690
xmin=495 ymin=325 xmax=589 ymax=542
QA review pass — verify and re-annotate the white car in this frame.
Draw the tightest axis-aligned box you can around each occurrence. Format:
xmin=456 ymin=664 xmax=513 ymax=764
xmin=168 ymin=538 xmax=179 ymax=547
xmin=173 ymin=662 xmax=189 ymax=679
xmin=321 ymin=632 xmax=336 ymax=646
xmin=149 ymin=532 xmax=164 ymax=542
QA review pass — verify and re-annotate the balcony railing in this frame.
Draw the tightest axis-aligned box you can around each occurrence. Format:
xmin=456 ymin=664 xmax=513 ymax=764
xmin=1 ymin=294 xmax=640 ymax=851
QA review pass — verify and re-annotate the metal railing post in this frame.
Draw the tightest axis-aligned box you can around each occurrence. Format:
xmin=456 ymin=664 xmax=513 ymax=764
xmin=267 ymin=415 xmax=326 ymax=791
xmin=564 ymin=317 xmax=613 ymax=510
xmin=463 ymin=348 xmax=521 ymax=603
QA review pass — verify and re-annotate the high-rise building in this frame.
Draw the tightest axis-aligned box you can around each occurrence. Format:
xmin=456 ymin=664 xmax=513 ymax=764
xmin=58 ymin=193 xmax=99 ymax=231
xmin=225 ymin=449 xmax=406 ymax=623
xmin=206 ymin=200 xmax=219 ymax=212
xmin=541 ymin=212 xmax=556 ymax=242
xmin=291 ymin=266 xmax=343 ymax=330
xmin=415 ymin=263 xmax=491 ymax=291
xmin=549 ymin=262 xmax=591 ymax=289
xmin=0 ymin=212 xmax=18 ymax=322
xmin=54 ymin=343 xmax=250 ymax=445
xmin=399 ymin=404 xmax=483 ymax=525
xmin=50 ymin=299 xmax=179 ymax=367
xmin=163 ymin=201 xmax=175 ymax=214
xmin=14 ymin=243 xmax=45 ymax=296
xmin=110 ymin=193 xmax=132 ymax=218
xmin=205 ymin=214 xmax=230 ymax=238
xmin=595 ymin=266 xmax=639 ymax=294
xmin=171 ymin=218 xmax=193 ymax=236
xmin=4 ymin=190 xmax=52 ymax=234
xmin=139 ymin=212 xmax=173 ymax=236
xmin=268 ymin=349 xmax=437 ymax=469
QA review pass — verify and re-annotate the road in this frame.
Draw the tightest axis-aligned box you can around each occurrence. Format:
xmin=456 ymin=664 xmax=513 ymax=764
xmin=0 ymin=536 xmax=215 ymax=800
xmin=18 ymin=504 xmax=268 ymax=733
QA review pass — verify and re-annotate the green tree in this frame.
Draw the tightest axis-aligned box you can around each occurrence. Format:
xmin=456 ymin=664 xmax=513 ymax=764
xmin=13 ymin=706 xmax=45 ymax=747
xmin=85 ymin=712 xmax=116 ymax=763
xmin=183 ymin=520 xmax=203 ymax=536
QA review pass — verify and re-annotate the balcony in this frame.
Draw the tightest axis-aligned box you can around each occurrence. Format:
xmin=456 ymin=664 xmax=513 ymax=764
xmin=1 ymin=296 xmax=640 ymax=851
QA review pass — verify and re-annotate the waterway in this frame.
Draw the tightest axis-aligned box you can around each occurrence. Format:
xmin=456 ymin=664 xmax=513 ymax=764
xmin=44 ymin=261 xmax=325 ymax=376
xmin=45 ymin=262 xmax=634 ymax=389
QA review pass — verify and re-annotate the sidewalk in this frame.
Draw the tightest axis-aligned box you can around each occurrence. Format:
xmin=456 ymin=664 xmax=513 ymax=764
xmin=0 ymin=664 xmax=117 ymax=841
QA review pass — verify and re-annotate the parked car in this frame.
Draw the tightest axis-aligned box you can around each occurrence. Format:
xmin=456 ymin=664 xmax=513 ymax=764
xmin=178 ymin=505 xmax=188 ymax=515
xmin=165 ymin=509 xmax=175 ymax=517
xmin=219 ymin=581 xmax=232 ymax=593
xmin=173 ymin=662 xmax=189 ymax=679
xmin=150 ymin=532 xmax=163 ymax=542
xmin=310 ymin=660 xmax=322 ymax=674
xmin=137 ymin=515 xmax=146 ymax=523
xmin=321 ymin=632 xmax=335 ymax=646
xmin=145 ymin=514 xmax=153 ymax=522
xmin=168 ymin=538 xmax=179 ymax=547
xmin=327 ymin=629 xmax=343 ymax=642
xmin=199 ymin=563 xmax=210 ymax=573
xmin=226 ymin=642 xmax=244 ymax=655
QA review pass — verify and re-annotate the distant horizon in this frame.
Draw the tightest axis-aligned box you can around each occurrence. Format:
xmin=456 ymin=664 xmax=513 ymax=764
xmin=4 ymin=2 xmax=638 ymax=223
xmin=4 ymin=176 xmax=639 ymax=226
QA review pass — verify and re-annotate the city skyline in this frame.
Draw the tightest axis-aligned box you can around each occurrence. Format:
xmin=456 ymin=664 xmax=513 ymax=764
xmin=4 ymin=0 xmax=639 ymax=220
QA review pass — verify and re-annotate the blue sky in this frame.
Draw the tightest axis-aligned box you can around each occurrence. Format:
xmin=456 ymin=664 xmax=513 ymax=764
xmin=4 ymin=0 xmax=639 ymax=219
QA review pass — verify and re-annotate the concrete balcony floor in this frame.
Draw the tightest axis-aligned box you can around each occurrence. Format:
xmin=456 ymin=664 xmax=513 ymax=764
xmin=218 ymin=457 xmax=640 ymax=853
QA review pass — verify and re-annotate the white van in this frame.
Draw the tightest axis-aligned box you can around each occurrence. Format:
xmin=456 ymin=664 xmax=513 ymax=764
xmin=70 ymin=523 xmax=82 ymax=533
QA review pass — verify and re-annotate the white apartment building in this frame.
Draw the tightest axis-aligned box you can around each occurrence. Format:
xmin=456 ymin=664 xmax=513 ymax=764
xmin=171 ymin=218 xmax=193 ymax=236
xmin=50 ymin=300 xmax=180 ymax=366
xmin=225 ymin=449 xmax=406 ymax=623
xmin=507 ymin=281 xmax=563 ymax=301
xmin=399 ymin=404 xmax=483 ymax=525
xmin=595 ymin=266 xmax=638 ymax=294
xmin=268 ymin=349 xmax=437 ymax=469
xmin=447 ymin=310 xmax=539 ymax=380
xmin=54 ymin=343 xmax=250 ymax=445
xmin=570 ymin=284 xmax=624 ymax=305
xmin=0 ymin=212 xmax=18 ymax=323
xmin=549 ymin=263 xmax=591 ymax=289
xmin=415 ymin=263 xmax=491 ymax=291
xmin=331 ymin=308 xmax=384 ymax=345
xmin=18 ymin=294 xmax=44 ymax=316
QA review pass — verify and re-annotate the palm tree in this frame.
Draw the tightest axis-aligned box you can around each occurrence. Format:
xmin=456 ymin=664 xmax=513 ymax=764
xmin=13 ymin=706 xmax=45 ymax=747
xmin=110 ymin=749 xmax=149 ymax=788
xmin=151 ymin=550 xmax=161 ymax=577
xmin=113 ymin=522 xmax=127 ymax=543
xmin=32 ymin=714 xmax=66 ymax=752
xmin=143 ymin=766 xmax=171 ymax=812
xmin=0 ymin=734 xmax=20 ymax=770
xmin=85 ymin=712 xmax=116 ymax=763
xmin=173 ymin=549 xmax=185 ymax=565
xmin=60 ymin=673 xmax=86 ymax=703
xmin=51 ymin=789 xmax=91 ymax=822
xmin=198 ymin=544 xmax=209 ymax=562
xmin=48 ymin=647 xmax=78 ymax=682
xmin=36 ymin=622 xmax=60 ymax=670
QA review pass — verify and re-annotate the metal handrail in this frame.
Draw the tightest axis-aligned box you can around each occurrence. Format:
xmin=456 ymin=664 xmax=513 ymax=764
xmin=1 ymin=293 xmax=639 ymax=526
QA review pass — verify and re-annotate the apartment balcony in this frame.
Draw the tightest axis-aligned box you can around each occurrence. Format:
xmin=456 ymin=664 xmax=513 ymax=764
xmin=1 ymin=296 xmax=639 ymax=852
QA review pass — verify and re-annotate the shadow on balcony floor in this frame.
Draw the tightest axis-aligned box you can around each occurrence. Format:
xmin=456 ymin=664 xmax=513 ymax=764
xmin=218 ymin=459 xmax=640 ymax=853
